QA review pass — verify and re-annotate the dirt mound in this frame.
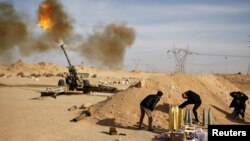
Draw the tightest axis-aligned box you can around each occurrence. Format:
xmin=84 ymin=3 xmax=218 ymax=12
xmin=90 ymin=73 xmax=250 ymax=129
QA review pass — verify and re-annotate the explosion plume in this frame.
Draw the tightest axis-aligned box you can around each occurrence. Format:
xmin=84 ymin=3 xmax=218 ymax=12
xmin=78 ymin=23 xmax=136 ymax=69
xmin=37 ymin=0 xmax=73 ymax=40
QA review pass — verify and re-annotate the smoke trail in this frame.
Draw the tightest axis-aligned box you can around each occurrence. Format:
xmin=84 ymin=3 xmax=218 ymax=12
xmin=78 ymin=23 xmax=136 ymax=69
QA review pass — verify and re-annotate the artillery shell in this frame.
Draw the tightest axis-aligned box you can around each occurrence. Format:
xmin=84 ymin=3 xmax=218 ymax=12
xmin=68 ymin=105 xmax=77 ymax=111
xmin=73 ymin=114 xmax=87 ymax=122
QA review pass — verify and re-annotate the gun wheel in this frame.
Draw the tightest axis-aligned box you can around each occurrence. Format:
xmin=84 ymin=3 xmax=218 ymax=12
xmin=58 ymin=79 xmax=65 ymax=86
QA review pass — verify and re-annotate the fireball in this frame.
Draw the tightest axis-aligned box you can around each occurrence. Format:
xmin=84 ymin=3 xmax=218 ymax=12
xmin=37 ymin=3 xmax=53 ymax=31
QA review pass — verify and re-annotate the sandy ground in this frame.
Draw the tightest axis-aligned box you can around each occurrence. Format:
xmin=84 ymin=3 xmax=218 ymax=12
xmin=0 ymin=61 xmax=249 ymax=141
xmin=0 ymin=77 xmax=158 ymax=141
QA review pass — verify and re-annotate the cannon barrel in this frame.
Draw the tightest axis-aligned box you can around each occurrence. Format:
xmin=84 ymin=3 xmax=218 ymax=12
xmin=60 ymin=44 xmax=79 ymax=91
xmin=60 ymin=44 xmax=72 ymax=67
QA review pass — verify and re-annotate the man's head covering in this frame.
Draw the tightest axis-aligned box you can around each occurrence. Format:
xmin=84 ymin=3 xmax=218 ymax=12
xmin=157 ymin=91 xmax=163 ymax=97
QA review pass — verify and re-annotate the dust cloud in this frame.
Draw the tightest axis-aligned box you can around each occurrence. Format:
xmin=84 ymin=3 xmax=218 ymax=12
xmin=78 ymin=23 xmax=136 ymax=69
xmin=0 ymin=2 xmax=28 ymax=61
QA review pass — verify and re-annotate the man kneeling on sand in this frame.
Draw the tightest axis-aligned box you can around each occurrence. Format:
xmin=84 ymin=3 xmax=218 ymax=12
xmin=229 ymin=91 xmax=248 ymax=121
xmin=138 ymin=91 xmax=163 ymax=131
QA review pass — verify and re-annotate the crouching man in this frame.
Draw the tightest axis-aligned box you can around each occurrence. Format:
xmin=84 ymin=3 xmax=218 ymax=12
xmin=138 ymin=91 xmax=163 ymax=131
xmin=229 ymin=91 xmax=248 ymax=121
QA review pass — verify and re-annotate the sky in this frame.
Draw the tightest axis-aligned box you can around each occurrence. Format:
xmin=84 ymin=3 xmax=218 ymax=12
xmin=2 ymin=0 xmax=250 ymax=74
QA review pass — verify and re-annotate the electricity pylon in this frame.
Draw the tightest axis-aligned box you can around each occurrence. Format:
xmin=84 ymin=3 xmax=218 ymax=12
xmin=167 ymin=46 xmax=196 ymax=73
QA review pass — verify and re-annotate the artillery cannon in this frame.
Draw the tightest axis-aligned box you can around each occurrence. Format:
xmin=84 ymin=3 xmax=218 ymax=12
xmin=59 ymin=44 xmax=88 ymax=92
xmin=41 ymin=44 xmax=119 ymax=98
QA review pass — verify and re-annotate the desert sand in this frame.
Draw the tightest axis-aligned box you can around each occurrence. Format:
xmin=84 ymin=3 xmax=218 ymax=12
xmin=0 ymin=60 xmax=249 ymax=141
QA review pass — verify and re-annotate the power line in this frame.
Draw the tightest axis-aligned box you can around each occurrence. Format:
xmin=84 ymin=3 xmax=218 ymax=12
xmin=187 ymin=58 xmax=246 ymax=66
xmin=193 ymin=52 xmax=250 ymax=58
